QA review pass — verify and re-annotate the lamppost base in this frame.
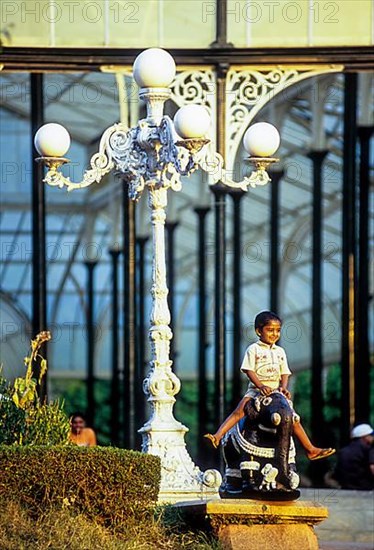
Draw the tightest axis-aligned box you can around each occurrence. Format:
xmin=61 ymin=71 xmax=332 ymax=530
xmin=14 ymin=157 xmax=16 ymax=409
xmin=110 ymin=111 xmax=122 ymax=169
xmin=139 ymin=423 xmax=222 ymax=503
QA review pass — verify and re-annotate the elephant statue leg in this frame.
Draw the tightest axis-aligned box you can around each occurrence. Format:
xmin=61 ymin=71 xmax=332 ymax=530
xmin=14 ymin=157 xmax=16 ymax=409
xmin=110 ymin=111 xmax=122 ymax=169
xmin=221 ymin=435 xmax=243 ymax=495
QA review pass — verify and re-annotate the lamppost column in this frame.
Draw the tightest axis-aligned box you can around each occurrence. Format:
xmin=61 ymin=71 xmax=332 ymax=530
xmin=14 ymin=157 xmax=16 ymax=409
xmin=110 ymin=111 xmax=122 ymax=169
xmin=31 ymin=73 xmax=47 ymax=401
xmin=341 ymin=73 xmax=358 ymax=444
xmin=195 ymin=206 xmax=211 ymax=466
xmin=269 ymin=169 xmax=284 ymax=314
xmin=138 ymin=186 xmax=221 ymax=501
xmin=123 ymin=187 xmax=137 ymax=449
xmin=109 ymin=248 xmax=121 ymax=446
xmin=85 ymin=259 xmax=98 ymax=427
xmin=356 ymin=126 xmax=373 ymax=423
xmin=166 ymin=221 xmax=179 ymax=372
xmin=230 ymin=190 xmax=245 ymax=410
xmin=212 ymin=185 xmax=227 ymax=432
xmin=136 ymin=236 xmax=149 ymax=433
xmin=139 ymin=186 xmax=181 ymax=439
xmin=147 ymin=187 xmax=174 ymax=381
xmin=308 ymin=149 xmax=328 ymax=447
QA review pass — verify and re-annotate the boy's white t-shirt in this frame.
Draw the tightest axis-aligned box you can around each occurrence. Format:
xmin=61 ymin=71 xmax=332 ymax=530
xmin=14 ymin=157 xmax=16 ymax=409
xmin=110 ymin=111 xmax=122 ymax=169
xmin=241 ymin=340 xmax=292 ymax=397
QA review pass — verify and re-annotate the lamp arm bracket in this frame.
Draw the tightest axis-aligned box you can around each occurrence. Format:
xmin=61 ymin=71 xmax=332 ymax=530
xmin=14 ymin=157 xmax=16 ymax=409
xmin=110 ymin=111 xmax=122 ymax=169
xmin=197 ymin=146 xmax=268 ymax=191
xmin=42 ymin=123 xmax=133 ymax=192
xmin=41 ymin=121 xmax=274 ymax=198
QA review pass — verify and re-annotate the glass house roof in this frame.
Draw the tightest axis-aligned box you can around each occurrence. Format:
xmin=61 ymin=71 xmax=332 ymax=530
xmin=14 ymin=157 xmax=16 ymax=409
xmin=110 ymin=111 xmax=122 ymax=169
xmin=2 ymin=0 xmax=372 ymax=49
xmin=0 ymin=69 xmax=373 ymax=383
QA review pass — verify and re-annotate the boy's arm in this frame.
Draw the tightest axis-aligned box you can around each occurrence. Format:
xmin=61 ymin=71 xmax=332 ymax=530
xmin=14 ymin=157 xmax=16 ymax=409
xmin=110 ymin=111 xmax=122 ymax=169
xmin=245 ymin=370 xmax=272 ymax=396
xmin=279 ymin=374 xmax=291 ymax=398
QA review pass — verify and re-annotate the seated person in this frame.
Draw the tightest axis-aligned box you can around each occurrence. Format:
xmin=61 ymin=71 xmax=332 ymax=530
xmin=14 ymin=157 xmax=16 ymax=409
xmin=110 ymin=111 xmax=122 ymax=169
xmin=334 ymin=423 xmax=374 ymax=490
xmin=69 ymin=412 xmax=97 ymax=447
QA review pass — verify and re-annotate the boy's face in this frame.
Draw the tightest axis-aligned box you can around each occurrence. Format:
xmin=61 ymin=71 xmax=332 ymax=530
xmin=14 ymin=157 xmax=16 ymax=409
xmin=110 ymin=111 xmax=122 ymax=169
xmin=256 ymin=320 xmax=282 ymax=346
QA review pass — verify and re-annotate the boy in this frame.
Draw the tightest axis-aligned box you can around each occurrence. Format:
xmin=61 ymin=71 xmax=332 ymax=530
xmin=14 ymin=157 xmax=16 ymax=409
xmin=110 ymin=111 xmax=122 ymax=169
xmin=205 ymin=311 xmax=335 ymax=461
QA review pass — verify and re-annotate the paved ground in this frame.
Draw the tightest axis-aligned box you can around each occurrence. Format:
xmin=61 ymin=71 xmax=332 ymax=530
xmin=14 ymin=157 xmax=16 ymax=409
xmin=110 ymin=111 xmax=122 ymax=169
xmin=320 ymin=543 xmax=373 ymax=550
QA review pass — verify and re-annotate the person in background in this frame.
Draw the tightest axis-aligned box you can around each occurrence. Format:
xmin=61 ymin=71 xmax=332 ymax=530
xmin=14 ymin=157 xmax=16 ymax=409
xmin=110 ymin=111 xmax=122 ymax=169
xmin=333 ymin=423 xmax=374 ymax=490
xmin=69 ymin=412 xmax=97 ymax=447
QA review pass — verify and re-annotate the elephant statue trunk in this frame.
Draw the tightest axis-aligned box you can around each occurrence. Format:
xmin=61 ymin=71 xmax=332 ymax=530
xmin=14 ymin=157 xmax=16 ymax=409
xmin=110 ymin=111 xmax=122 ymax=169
xmin=274 ymin=412 xmax=292 ymax=488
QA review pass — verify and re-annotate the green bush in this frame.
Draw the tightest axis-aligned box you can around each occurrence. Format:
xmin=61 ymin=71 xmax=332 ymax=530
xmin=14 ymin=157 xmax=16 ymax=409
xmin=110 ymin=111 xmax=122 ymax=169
xmin=0 ymin=376 xmax=27 ymax=444
xmin=0 ymin=445 xmax=161 ymax=526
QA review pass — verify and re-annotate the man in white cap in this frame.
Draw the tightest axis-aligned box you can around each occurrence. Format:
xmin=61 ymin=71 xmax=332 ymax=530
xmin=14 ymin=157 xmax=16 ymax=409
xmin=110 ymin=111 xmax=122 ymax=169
xmin=334 ymin=423 xmax=374 ymax=490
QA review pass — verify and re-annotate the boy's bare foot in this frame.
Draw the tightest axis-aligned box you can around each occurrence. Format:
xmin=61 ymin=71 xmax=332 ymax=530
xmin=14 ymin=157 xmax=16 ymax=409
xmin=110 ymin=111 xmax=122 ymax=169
xmin=307 ymin=448 xmax=336 ymax=460
xmin=204 ymin=433 xmax=219 ymax=449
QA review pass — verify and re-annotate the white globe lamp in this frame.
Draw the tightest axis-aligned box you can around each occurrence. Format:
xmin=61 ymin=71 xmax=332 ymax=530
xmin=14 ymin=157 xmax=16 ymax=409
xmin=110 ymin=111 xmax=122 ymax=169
xmin=174 ymin=105 xmax=211 ymax=139
xmin=243 ymin=122 xmax=280 ymax=158
xmin=34 ymin=123 xmax=71 ymax=158
xmin=133 ymin=48 xmax=176 ymax=88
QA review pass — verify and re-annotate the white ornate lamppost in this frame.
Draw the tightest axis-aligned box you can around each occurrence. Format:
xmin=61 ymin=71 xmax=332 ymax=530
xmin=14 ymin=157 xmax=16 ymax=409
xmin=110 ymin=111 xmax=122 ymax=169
xmin=34 ymin=48 xmax=280 ymax=502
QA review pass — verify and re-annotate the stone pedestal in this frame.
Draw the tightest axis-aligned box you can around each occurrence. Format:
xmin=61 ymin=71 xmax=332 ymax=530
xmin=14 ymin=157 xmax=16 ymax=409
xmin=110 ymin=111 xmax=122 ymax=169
xmin=175 ymin=499 xmax=328 ymax=550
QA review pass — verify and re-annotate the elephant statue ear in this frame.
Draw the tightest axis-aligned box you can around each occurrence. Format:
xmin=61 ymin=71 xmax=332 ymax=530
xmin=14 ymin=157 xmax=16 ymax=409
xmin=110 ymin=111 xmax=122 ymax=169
xmin=244 ymin=398 xmax=260 ymax=421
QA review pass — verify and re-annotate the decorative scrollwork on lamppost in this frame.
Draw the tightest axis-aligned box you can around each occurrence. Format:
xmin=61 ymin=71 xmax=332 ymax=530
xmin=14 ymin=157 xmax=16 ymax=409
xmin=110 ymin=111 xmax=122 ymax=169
xmin=34 ymin=47 xmax=281 ymax=502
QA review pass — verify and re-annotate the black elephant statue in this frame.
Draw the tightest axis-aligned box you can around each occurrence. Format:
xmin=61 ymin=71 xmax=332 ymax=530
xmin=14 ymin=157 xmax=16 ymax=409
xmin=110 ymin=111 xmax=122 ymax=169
xmin=220 ymin=391 xmax=301 ymax=500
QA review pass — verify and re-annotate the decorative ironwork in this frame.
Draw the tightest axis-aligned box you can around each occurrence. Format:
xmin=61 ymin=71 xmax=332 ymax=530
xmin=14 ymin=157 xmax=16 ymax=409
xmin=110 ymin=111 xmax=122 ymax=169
xmin=225 ymin=65 xmax=343 ymax=169
xmin=170 ymin=69 xmax=216 ymax=115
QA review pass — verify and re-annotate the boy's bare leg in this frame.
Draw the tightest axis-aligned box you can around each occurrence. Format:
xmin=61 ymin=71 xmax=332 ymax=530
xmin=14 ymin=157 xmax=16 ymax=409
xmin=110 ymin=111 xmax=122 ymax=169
xmin=293 ymin=422 xmax=335 ymax=460
xmin=205 ymin=399 xmax=335 ymax=459
xmin=204 ymin=396 xmax=250 ymax=448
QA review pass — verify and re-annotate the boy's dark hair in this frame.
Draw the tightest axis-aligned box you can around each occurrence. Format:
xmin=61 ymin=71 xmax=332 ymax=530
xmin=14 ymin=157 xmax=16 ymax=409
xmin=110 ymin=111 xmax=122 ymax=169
xmin=254 ymin=311 xmax=282 ymax=330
